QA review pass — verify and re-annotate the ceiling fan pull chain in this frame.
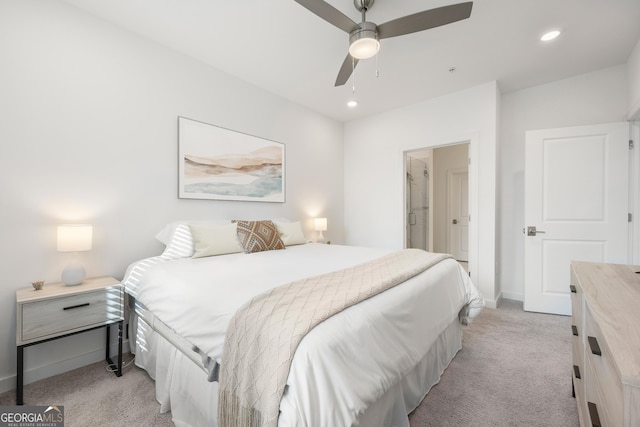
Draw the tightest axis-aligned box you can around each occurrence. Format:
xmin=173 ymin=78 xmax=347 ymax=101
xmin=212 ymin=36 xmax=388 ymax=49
xmin=376 ymin=52 xmax=379 ymax=78
xmin=352 ymin=56 xmax=357 ymax=93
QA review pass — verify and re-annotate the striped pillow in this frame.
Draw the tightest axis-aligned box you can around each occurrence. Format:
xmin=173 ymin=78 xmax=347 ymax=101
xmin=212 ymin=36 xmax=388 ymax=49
xmin=235 ymin=220 xmax=285 ymax=254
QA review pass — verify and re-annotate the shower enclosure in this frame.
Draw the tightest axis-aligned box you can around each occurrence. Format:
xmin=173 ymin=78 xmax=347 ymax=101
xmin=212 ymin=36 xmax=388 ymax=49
xmin=406 ymin=155 xmax=429 ymax=251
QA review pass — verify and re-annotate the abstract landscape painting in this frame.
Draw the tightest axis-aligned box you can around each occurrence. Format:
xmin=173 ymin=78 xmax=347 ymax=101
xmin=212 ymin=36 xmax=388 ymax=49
xmin=178 ymin=117 xmax=285 ymax=202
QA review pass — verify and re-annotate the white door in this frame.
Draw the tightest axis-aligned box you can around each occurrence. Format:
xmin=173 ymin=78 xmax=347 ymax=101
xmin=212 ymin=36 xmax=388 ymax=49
xmin=449 ymin=168 xmax=469 ymax=261
xmin=524 ymin=122 xmax=629 ymax=315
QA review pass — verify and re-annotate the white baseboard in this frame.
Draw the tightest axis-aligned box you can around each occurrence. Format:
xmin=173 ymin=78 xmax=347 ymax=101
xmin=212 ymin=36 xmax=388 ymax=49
xmin=483 ymin=292 xmax=501 ymax=309
xmin=500 ymin=291 xmax=524 ymax=302
xmin=0 ymin=340 xmax=130 ymax=395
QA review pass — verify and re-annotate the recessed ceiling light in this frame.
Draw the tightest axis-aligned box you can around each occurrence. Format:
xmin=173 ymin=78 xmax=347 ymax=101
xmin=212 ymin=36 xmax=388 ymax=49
xmin=540 ymin=30 xmax=560 ymax=42
xmin=347 ymin=100 xmax=358 ymax=108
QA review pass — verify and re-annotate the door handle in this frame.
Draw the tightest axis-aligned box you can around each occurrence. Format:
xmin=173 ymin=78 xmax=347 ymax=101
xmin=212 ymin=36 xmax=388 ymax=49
xmin=525 ymin=226 xmax=546 ymax=236
xmin=452 ymin=219 xmax=458 ymax=224
xmin=408 ymin=212 xmax=416 ymax=225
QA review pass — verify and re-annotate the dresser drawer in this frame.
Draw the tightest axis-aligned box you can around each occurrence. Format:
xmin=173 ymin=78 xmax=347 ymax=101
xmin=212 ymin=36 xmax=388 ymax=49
xmin=570 ymin=299 xmax=583 ymax=372
xmin=570 ymin=269 xmax=585 ymax=399
xmin=21 ymin=287 xmax=123 ymax=343
xmin=572 ymin=359 xmax=587 ymax=427
xmin=585 ymin=356 xmax=607 ymax=427
xmin=585 ymin=303 xmax=623 ymax=427
xmin=572 ymin=333 xmax=584 ymax=388
xmin=569 ymin=270 xmax=582 ymax=327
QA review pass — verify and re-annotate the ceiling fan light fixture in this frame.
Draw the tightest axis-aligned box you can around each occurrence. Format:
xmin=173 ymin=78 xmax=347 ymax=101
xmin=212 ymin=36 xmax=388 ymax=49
xmin=349 ymin=23 xmax=380 ymax=59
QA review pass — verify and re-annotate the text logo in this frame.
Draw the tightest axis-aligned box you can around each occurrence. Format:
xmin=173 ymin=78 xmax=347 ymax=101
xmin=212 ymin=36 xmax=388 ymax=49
xmin=0 ymin=405 xmax=64 ymax=427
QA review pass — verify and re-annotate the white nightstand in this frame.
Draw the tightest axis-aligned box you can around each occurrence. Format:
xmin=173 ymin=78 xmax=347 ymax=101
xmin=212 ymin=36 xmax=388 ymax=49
xmin=15 ymin=276 xmax=124 ymax=405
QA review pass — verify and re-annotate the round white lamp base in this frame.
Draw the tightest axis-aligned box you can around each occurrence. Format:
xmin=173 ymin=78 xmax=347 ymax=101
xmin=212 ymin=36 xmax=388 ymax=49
xmin=61 ymin=260 xmax=86 ymax=286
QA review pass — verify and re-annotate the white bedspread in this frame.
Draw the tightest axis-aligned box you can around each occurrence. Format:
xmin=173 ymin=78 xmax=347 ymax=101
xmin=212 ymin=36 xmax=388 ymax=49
xmin=123 ymin=243 xmax=483 ymax=426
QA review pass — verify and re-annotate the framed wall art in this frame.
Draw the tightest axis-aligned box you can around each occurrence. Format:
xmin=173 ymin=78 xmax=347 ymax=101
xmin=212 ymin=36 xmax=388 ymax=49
xmin=178 ymin=117 xmax=285 ymax=202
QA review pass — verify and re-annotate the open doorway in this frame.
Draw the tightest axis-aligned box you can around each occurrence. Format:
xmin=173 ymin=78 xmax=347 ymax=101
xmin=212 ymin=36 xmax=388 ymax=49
xmin=405 ymin=143 xmax=470 ymax=268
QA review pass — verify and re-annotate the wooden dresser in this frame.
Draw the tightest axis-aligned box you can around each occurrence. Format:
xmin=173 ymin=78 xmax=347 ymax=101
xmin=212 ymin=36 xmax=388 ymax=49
xmin=570 ymin=261 xmax=640 ymax=427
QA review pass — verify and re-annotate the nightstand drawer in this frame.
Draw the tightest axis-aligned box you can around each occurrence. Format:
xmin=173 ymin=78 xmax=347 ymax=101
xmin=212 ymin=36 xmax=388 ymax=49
xmin=21 ymin=287 xmax=123 ymax=342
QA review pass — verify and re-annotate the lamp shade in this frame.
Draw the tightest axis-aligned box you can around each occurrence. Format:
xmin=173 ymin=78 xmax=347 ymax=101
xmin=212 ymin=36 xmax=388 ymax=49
xmin=349 ymin=37 xmax=380 ymax=59
xmin=314 ymin=218 xmax=328 ymax=231
xmin=57 ymin=225 xmax=93 ymax=252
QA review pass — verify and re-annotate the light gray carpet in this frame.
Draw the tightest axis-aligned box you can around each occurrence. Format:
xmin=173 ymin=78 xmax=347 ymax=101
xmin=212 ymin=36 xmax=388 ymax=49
xmin=409 ymin=299 xmax=579 ymax=426
xmin=1 ymin=299 xmax=578 ymax=426
xmin=0 ymin=356 xmax=173 ymax=427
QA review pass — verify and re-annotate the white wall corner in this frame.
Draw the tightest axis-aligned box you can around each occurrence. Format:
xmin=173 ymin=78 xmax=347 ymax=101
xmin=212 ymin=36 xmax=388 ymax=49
xmin=628 ymin=38 xmax=640 ymax=119
xmin=629 ymin=98 xmax=640 ymax=121
xmin=483 ymin=292 xmax=502 ymax=309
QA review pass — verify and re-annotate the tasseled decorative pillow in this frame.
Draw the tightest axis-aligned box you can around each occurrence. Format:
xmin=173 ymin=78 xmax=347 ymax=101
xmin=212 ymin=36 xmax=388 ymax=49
xmin=235 ymin=220 xmax=285 ymax=254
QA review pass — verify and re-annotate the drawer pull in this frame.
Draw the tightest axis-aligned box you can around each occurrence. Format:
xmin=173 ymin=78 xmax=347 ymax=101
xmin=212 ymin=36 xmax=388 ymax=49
xmin=588 ymin=336 xmax=601 ymax=356
xmin=63 ymin=302 xmax=90 ymax=311
xmin=569 ymin=285 xmax=577 ymax=293
xmin=587 ymin=402 xmax=601 ymax=427
xmin=571 ymin=325 xmax=578 ymax=336
xmin=573 ymin=365 xmax=581 ymax=379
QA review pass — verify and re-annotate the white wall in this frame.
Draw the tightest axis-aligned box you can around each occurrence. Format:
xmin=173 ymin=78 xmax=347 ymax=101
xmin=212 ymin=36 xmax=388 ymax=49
xmin=628 ymin=39 xmax=640 ymax=118
xmin=499 ymin=65 xmax=628 ymax=301
xmin=344 ymin=82 xmax=498 ymax=307
xmin=0 ymin=1 xmax=344 ymax=392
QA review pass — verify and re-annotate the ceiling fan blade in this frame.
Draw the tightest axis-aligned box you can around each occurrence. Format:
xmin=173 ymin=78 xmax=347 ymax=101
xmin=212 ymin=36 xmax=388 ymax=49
xmin=335 ymin=54 xmax=359 ymax=87
xmin=377 ymin=2 xmax=473 ymax=40
xmin=294 ymin=0 xmax=359 ymax=33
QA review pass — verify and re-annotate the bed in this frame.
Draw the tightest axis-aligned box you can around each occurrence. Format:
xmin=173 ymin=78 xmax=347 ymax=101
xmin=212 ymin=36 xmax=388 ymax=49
xmin=122 ymin=220 xmax=483 ymax=426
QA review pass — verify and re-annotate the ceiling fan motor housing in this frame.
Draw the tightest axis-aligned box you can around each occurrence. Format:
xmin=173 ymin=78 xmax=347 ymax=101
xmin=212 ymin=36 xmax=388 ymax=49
xmin=349 ymin=21 xmax=380 ymax=59
xmin=354 ymin=0 xmax=375 ymax=12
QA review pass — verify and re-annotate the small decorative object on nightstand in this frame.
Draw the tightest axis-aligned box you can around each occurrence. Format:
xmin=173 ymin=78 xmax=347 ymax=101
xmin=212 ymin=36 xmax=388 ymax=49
xmin=15 ymin=276 xmax=124 ymax=405
xmin=31 ymin=281 xmax=44 ymax=291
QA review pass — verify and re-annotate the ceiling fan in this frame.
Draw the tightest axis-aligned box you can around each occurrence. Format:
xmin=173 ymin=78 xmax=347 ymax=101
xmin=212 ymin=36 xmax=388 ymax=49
xmin=294 ymin=0 xmax=473 ymax=86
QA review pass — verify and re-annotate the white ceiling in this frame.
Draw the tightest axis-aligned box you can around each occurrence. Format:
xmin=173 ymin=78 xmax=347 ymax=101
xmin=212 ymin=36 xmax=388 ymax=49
xmin=61 ymin=0 xmax=640 ymax=122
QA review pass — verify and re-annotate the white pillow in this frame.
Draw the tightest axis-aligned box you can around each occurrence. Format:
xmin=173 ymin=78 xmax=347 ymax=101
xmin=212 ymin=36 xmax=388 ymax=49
xmin=274 ymin=221 xmax=307 ymax=246
xmin=161 ymin=224 xmax=195 ymax=258
xmin=189 ymin=223 xmax=241 ymax=258
xmin=155 ymin=219 xmax=231 ymax=246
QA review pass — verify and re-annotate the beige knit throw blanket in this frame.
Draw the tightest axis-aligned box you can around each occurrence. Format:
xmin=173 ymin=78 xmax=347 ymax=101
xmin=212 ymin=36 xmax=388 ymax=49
xmin=218 ymin=249 xmax=452 ymax=427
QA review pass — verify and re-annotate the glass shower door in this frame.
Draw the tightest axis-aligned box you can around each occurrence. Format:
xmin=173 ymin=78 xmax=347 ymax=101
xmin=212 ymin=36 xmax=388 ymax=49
xmin=406 ymin=156 xmax=429 ymax=250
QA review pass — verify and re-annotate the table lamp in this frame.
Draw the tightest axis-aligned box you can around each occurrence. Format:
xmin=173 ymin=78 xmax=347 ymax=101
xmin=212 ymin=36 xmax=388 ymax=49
xmin=314 ymin=218 xmax=327 ymax=244
xmin=57 ymin=224 xmax=92 ymax=286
